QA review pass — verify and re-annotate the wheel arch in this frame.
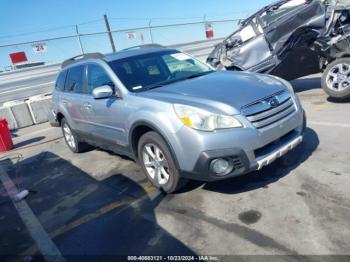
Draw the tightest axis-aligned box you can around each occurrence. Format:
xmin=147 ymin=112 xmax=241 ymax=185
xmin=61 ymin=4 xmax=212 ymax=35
xmin=129 ymin=121 xmax=180 ymax=169
xmin=56 ymin=112 xmax=65 ymax=126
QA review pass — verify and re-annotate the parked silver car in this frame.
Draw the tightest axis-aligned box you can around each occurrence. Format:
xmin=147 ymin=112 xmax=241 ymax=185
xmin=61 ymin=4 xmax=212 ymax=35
xmin=50 ymin=47 xmax=306 ymax=193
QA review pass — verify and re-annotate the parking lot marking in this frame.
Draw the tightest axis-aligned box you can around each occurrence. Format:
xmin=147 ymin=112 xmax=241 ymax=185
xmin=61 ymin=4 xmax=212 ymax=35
xmin=50 ymin=185 xmax=158 ymax=238
xmin=21 ymin=185 xmax=160 ymax=256
xmin=308 ymin=121 xmax=350 ymax=128
xmin=50 ymin=197 xmax=135 ymax=238
xmin=0 ymin=165 xmax=65 ymax=262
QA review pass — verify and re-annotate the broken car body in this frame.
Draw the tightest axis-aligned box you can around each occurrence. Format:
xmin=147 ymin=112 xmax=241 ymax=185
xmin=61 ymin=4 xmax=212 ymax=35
xmin=207 ymin=0 xmax=350 ymax=98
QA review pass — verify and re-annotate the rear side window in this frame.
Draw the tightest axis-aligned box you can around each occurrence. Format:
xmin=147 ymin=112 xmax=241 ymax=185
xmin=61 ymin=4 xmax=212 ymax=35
xmin=87 ymin=64 xmax=114 ymax=94
xmin=55 ymin=70 xmax=67 ymax=91
xmin=65 ymin=65 xmax=86 ymax=94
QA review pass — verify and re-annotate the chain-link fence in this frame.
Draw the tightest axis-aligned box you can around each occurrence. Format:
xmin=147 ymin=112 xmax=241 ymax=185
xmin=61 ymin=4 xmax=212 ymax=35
xmin=0 ymin=19 xmax=240 ymax=72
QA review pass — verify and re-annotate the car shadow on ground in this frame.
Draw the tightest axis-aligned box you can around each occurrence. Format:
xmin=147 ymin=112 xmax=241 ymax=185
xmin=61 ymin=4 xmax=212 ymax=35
xmin=0 ymin=152 xmax=197 ymax=258
xmin=180 ymin=127 xmax=319 ymax=195
xmin=327 ymin=97 xmax=350 ymax=104
xmin=13 ymin=136 xmax=46 ymax=148
xmin=291 ymin=77 xmax=321 ymax=93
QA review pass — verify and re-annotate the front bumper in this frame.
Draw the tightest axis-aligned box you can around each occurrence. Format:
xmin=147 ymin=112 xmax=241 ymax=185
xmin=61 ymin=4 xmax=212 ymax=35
xmin=181 ymin=128 xmax=303 ymax=182
xmin=256 ymin=135 xmax=302 ymax=170
xmin=172 ymin=107 xmax=305 ymax=182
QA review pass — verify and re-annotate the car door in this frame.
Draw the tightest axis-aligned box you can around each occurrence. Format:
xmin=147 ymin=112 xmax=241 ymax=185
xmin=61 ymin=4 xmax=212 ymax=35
xmin=84 ymin=63 xmax=128 ymax=147
xmin=263 ymin=0 xmax=325 ymax=52
xmin=226 ymin=18 xmax=273 ymax=71
xmin=262 ymin=0 xmax=326 ymax=79
xmin=62 ymin=64 xmax=90 ymax=134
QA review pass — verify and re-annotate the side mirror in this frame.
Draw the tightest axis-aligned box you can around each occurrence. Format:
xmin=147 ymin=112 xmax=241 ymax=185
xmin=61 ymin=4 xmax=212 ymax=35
xmin=92 ymin=85 xmax=114 ymax=99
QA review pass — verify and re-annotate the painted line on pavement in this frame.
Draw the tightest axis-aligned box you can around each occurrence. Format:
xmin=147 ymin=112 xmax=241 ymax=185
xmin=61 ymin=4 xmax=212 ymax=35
xmin=0 ymin=80 xmax=54 ymax=91
xmin=0 ymin=71 xmax=58 ymax=86
xmin=0 ymin=81 xmax=55 ymax=95
xmin=308 ymin=121 xmax=350 ymax=128
xmin=21 ymin=186 xmax=160 ymax=256
xmin=0 ymin=164 xmax=65 ymax=262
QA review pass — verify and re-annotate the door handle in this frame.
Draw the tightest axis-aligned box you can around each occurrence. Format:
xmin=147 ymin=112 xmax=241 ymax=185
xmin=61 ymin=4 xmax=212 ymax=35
xmin=62 ymin=99 xmax=68 ymax=105
xmin=83 ymin=103 xmax=92 ymax=110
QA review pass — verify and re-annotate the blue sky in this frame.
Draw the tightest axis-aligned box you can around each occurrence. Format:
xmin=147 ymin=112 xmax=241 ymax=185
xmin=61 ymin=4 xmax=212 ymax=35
xmin=0 ymin=0 xmax=272 ymax=69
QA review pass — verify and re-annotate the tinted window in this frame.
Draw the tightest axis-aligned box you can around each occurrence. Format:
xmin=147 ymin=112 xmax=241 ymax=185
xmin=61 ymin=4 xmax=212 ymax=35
xmin=87 ymin=64 xmax=114 ymax=94
xmin=108 ymin=50 xmax=212 ymax=92
xmin=65 ymin=65 xmax=85 ymax=93
xmin=55 ymin=70 xmax=67 ymax=91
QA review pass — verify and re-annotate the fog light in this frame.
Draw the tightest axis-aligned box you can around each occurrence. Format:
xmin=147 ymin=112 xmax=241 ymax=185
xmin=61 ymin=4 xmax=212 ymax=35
xmin=211 ymin=158 xmax=231 ymax=175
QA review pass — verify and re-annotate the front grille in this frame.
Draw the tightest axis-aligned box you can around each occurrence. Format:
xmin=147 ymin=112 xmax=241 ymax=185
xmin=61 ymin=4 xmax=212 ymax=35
xmin=241 ymin=90 xmax=296 ymax=129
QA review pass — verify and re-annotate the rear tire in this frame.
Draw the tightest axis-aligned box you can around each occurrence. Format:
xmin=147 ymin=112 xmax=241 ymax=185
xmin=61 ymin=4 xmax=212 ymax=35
xmin=322 ymin=58 xmax=350 ymax=99
xmin=61 ymin=118 xmax=89 ymax=153
xmin=137 ymin=131 xmax=187 ymax=193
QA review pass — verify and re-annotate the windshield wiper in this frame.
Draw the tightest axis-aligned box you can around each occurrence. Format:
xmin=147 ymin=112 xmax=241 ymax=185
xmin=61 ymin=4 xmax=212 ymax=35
xmin=146 ymin=83 xmax=167 ymax=90
xmin=146 ymin=79 xmax=181 ymax=90
xmin=184 ymin=71 xmax=213 ymax=80
xmin=146 ymin=71 xmax=213 ymax=90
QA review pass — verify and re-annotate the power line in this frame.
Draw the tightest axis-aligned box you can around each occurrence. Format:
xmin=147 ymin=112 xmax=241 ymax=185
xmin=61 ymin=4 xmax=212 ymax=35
xmin=0 ymin=11 xmax=249 ymax=42
xmin=0 ymin=25 xmax=76 ymax=39
xmin=0 ymin=19 xmax=106 ymax=40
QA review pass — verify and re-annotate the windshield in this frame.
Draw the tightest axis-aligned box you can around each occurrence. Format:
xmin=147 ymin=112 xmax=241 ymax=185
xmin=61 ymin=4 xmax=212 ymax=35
xmin=259 ymin=0 xmax=307 ymax=28
xmin=108 ymin=50 xmax=213 ymax=92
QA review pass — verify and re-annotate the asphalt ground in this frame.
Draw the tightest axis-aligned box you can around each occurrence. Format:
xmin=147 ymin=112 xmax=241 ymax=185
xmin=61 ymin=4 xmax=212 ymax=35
xmin=0 ymin=76 xmax=349 ymax=261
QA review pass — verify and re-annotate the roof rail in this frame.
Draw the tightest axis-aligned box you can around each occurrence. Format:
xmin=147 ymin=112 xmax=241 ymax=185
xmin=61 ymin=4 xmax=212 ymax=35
xmin=61 ymin=53 xmax=104 ymax=68
xmin=122 ymin=44 xmax=165 ymax=51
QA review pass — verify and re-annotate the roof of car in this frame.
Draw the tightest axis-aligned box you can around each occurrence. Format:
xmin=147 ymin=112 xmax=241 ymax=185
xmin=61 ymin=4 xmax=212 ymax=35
xmin=61 ymin=46 xmax=178 ymax=68
xmin=104 ymin=47 xmax=178 ymax=62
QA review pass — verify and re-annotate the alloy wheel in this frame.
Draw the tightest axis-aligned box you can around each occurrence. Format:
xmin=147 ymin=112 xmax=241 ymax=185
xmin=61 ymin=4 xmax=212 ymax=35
xmin=326 ymin=63 xmax=350 ymax=92
xmin=63 ymin=123 xmax=76 ymax=149
xmin=142 ymin=143 xmax=170 ymax=185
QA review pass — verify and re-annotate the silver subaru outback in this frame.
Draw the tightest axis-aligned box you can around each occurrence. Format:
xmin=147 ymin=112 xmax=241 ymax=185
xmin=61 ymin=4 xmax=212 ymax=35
xmin=49 ymin=46 xmax=306 ymax=193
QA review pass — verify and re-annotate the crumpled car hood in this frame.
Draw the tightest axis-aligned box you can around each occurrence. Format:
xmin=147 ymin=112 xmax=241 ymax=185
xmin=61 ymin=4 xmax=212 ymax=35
xmin=139 ymin=71 xmax=287 ymax=115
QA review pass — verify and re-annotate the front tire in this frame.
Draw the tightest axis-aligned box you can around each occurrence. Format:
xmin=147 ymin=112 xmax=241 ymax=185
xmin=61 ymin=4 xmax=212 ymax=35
xmin=322 ymin=58 xmax=350 ymax=99
xmin=137 ymin=131 xmax=186 ymax=193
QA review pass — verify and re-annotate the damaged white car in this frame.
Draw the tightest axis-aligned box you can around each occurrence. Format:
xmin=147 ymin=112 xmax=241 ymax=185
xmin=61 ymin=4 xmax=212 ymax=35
xmin=207 ymin=0 xmax=350 ymax=99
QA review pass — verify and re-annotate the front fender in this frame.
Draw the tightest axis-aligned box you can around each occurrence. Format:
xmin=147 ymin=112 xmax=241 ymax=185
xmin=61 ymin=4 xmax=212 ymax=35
xmin=126 ymin=104 xmax=184 ymax=166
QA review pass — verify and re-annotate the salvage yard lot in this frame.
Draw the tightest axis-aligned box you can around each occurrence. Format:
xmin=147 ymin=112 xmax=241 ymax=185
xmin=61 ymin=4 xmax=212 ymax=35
xmin=1 ymin=76 xmax=350 ymax=259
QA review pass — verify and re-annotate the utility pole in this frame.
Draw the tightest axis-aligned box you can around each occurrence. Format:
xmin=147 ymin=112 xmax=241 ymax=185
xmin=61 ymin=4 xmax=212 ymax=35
xmin=75 ymin=25 xmax=84 ymax=54
xmin=148 ymin=19 xmax=154 ymax=44
xmin=104 ymin=14 xmax=116 ymax=52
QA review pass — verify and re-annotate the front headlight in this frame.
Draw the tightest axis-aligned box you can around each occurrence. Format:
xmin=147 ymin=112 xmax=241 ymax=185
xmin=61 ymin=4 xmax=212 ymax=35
xmin=173 ymin=104 xmax=242 ymax=131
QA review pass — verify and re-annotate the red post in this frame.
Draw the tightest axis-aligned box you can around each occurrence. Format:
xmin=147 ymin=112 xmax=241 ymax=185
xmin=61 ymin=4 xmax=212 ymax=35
xmin=0 ymin=119 xmax=13 ymax=152
xmin=205 ymin=23 xmax=214 ymax=39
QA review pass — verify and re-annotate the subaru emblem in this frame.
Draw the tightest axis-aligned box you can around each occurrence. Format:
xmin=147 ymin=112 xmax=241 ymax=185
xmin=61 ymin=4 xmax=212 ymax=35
xmin=269 ymin=97 xmax=279 ymax=108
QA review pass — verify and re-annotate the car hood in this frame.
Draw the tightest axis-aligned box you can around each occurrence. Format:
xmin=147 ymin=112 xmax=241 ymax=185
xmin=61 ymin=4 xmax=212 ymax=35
xmin=139 ymin=71 xmax=287 ymax=115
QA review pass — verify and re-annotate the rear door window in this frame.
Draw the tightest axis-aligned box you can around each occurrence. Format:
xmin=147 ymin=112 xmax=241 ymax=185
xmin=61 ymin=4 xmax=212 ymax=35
xmin=87 ymin=64 xmax=114 ymax=94
xmin=55 ymin=70 xmax=67 ymax=91
xmin=65 ymin=65 xmax=86 ymax=94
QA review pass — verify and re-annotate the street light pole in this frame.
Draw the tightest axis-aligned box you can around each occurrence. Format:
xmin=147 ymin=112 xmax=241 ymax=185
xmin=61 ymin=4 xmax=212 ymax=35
xmin=104 ymin=14 xmax=116 ymax=52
